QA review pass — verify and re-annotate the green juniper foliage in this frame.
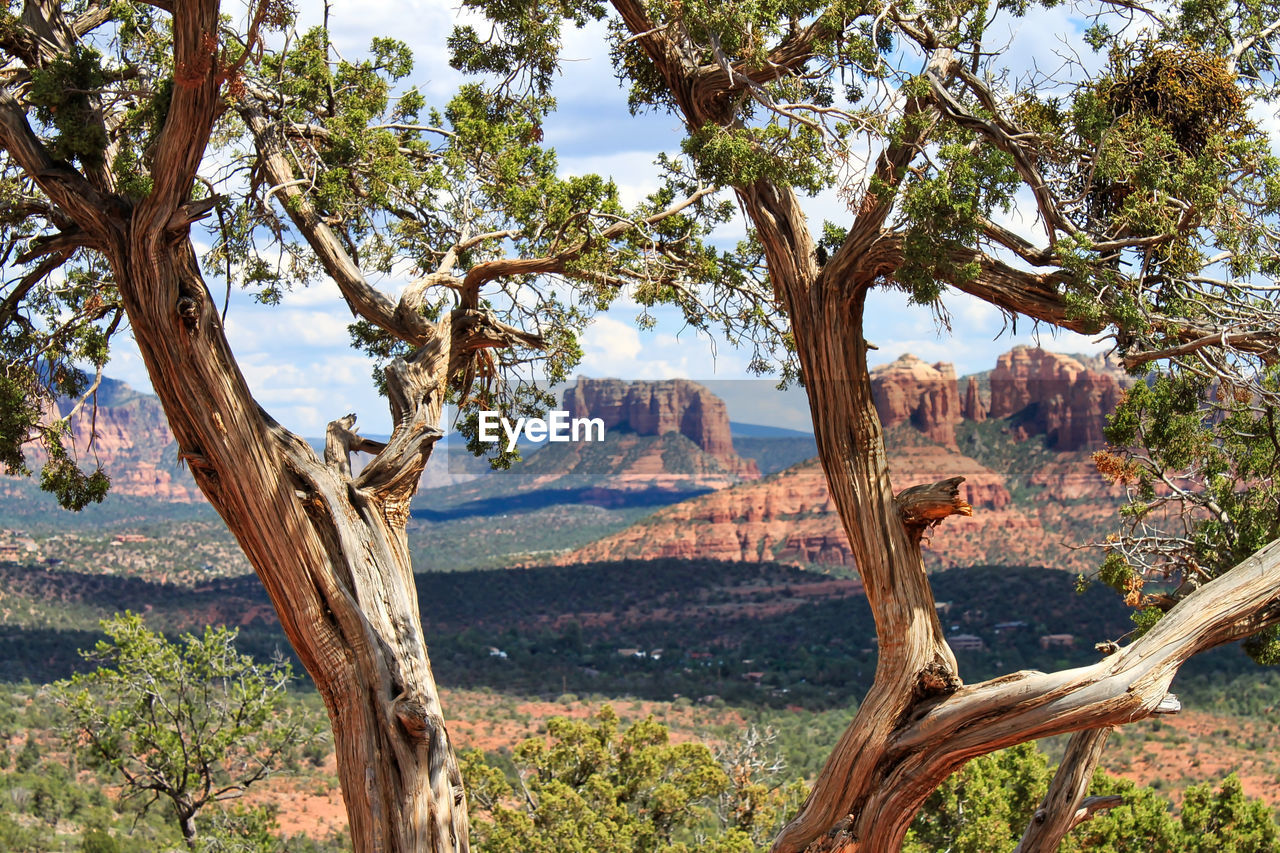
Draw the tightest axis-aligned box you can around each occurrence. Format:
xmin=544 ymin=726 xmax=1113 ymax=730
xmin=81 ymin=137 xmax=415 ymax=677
xmin=461 ymin=706 xmax=805 ymax=853
xmin=0 ymin=0 xmax=770 ymax=494
xmin=52 ymin=614 xmax=325 ymax=848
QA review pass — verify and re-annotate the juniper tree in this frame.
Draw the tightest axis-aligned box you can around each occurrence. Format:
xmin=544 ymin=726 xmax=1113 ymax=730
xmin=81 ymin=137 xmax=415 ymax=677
xmin=448 ymin=0 xmax=1280 ymax=849
xmin=0 ymin=2 xmax=735 ymax=849
xmin=53 ymin=614 xmax=322 ymax=849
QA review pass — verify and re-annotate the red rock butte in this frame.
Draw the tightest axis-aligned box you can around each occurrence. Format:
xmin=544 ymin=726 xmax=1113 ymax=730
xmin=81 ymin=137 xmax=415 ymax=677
xmin=871 ymin=346 xmax=1128 ymax=452
xmin=563 ymin=378 xmax=759 ymax=480
xmin=562 ymin=346 xmax=1135 ymax=573
xmin=870 ymin=354 xmax=963 ymax=448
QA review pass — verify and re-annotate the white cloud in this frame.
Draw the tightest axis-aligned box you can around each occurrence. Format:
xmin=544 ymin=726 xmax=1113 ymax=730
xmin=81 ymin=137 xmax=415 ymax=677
xmin=579 ymin=315 xmax=643 ymax=372
xmin=88 ymin=3 xmax=1129 ymax=440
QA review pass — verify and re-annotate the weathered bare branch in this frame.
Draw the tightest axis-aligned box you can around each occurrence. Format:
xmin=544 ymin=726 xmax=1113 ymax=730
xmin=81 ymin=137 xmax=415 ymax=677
xmin=1015 ymin=728 xmax=1113 ymax=853
xmin=1123 ymin=328 xmax=1280 ymax=369
xmin=895 ymin=476 xmax=973 ymax=537
xmin=777 ymin=538 xmax=1280 ymax=851
xmin=325 ymin=413 xmax=388 ymax=479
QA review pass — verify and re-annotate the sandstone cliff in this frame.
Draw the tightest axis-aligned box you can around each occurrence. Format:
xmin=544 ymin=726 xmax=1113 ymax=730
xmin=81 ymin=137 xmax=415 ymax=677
xmin=962 ymin=376 xmax=986 ymax=422
xmin=29 ymin=378 xmax=203 ymax=502
xmin=561 ymin=430 xmax=1033 ymax=570
xmin=560 ymin=346 xmax=1138 ymax=575
xmin=870 ymin=354 xmax=963 ymax=448
xmin=563 ymin=378 xmax=759 ymax=480
xmin=987 ymin=346 xmax=1127 ymax=450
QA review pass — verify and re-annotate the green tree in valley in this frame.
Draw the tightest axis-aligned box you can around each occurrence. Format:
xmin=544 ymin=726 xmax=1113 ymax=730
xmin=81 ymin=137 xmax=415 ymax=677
xmin=1175 ymin=774 xmax=1279 ymax=853
xmin=908 ymin=746 xmax=1280 ymax=853
xmin=52 ymin=614 xmax=324 ymax=849
xmin=904 ymin=743 xmax=1050 ymax=853
xmin=462 ymin=706 xmax=804 ymax=853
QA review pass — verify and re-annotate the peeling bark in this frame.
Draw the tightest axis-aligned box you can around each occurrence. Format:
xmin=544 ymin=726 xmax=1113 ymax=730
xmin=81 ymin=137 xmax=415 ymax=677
xmin=1015 ymin=728 xmax=1115 ymax=853
xmin=110 ymin=237 xmax=468 ymax=852
xmin=0 ymin=0 xmax=470 ymax=848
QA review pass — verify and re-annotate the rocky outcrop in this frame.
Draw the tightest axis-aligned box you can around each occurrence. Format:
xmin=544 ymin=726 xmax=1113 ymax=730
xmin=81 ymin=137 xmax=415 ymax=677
xmin=27 ymin=380 xmax=203 ymax=502
xmin=962 ymin=376 xmax=986 ymax=422
xmin=563 ymin=378 xmax=759 ymax=479
xmin=561 ymin=438 xmax=1022 ymax=571
xmin=988 ymin=346 xmax=1126 ymax=450
xmin=870 ymin=355 xmax=964 ymax=448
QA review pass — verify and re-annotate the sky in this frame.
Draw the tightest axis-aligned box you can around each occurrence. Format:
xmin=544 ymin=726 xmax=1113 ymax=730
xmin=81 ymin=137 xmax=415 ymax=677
xmin=100 ymin=0 xmax=1111 ymax=436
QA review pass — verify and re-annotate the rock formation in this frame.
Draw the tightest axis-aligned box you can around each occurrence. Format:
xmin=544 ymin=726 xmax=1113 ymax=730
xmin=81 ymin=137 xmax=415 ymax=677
xmin=870 ymin=354 xmax=964 ymax=448
xmin=561 ymin=437 xmax=1027 ymax=571
xmin=962 ymin=376 xmax=986 ymax=422
xmin=562 ymin=346 xmax=1139 ymax=575
xmin=563 ymin=378 xmax=759 ymax=479
xmin=988 ymin=346 xmax=1126 ymax=450
xmin=27 ymin=379 xmax=203 ymax=502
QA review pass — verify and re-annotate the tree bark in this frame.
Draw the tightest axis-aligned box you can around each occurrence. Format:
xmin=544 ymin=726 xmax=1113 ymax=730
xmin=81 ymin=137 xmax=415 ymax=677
xmin=178 ymin=804 xmax=197 ymax=849
xmin=0 ymin=0 xmax=472 ymax=846
xmin=111 ymin=236 xmax=467 ymax=852
xmin=1015 ymin=728 xmax=1116 ymax=852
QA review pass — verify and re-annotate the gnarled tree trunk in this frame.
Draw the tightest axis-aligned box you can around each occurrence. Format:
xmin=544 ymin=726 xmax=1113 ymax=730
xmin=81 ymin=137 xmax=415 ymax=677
xmin=604 ymin=3 xmax=1280 ymax=848
xmin=113 ymin=234 xmax=467 ymax=851
xmin=0 ymin=0 xmax=469 ymax=846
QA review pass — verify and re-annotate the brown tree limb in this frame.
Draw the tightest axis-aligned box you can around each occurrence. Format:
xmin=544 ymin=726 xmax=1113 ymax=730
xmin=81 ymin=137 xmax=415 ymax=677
xmin=142 ymin=0 xmax=222 ymax=219
xmin=896 ymin=476 xmax=973 ymax=540
xmin=941 ymin=246 xmax=1096 ymax=333
xmin=925 ymin=63 xmax=1076 ymax=242
xmin=0 ymin=89 xmax=119 ymax=241
xmin=238 ymin=100 xmax=429 ymax=344
xmin=779 ymin=537 xmax=1280 ymax=852
xmin=1014 ymin=728 xmax=1114 ymax=853
xmin=842 ymin=60 xmax=950 ymax=256
xmin=324 ymin=414 xmax=388 ymax=479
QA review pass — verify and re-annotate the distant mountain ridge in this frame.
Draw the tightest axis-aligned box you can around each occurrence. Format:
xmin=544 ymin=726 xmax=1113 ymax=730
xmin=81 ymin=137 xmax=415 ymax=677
xmin=11 ymin=349 xmax=1132 ymax=580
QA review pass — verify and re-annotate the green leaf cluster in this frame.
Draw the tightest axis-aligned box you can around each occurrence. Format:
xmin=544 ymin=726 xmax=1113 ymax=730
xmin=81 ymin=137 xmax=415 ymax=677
xmin=27 ymin=47 xmax=110 ymax=168
xmin=463 ymin=706 xmax=802 ymax=852
xmin=897 ymin=133 xmax=1019 ymax=305
xmin=52 ymin=614 xmax=325 ymax=844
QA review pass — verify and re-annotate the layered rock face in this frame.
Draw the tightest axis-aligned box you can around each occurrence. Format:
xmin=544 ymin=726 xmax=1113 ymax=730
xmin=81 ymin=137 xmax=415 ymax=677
xmin=23 ymin=382 xmax=204 ymax=502
xmin=988 ymin=346 xmax=1126 ymax=450
xmin=562 ymin=347 xmax=1136 ymax=574
xmin=870 ymin=355 xmax=962 ymax=448
xmin=962 ymin=376 xmax=986 ymax=422
xmin=562 ymin=440 xmax=1029 ymax=570
xmin=563 ymin=378 xmax=759 ymax=479
xmin=52 ymin=384 xmax=203 ymax=502
xmin=867 ymin=346 xmax=1129 ymax=450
